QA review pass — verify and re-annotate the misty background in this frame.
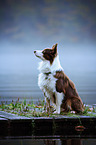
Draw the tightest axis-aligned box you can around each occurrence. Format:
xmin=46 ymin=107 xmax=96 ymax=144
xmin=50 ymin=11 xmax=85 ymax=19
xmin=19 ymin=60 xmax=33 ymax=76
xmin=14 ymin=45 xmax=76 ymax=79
xmin=0 ymin=0 xmax=96 ymax=105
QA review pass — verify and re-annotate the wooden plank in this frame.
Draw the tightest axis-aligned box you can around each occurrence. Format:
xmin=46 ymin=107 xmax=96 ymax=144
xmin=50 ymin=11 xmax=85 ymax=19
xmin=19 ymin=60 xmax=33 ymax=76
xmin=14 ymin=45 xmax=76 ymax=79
xmin=0 ymin=117 xmax=7 ymax=120
xmin=0 ymin=111 xmax=33 ymax=137
xmin=0 ymin=116 xmax=8 ymax=136
xmin=0 ymin=111 xmax=96 ymax=137
xmin=0 ymin=110 xmax=96 ymax=120
xmin=0 ymin=111 xmax=30 ymax=120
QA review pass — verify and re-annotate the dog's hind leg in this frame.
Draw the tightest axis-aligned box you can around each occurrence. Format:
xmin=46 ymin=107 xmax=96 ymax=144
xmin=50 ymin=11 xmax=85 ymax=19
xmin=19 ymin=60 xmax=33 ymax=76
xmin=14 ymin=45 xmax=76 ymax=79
xmin=61 ymin=98 xmax=72 ymax=112
xmin=71 ymin=97 xmax=84 ymax=113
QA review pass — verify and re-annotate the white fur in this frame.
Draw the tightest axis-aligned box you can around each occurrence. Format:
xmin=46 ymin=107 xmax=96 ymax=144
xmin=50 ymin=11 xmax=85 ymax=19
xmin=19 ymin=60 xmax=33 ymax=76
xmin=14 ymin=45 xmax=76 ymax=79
xmin=35 ymin=50 xmax=45 ymax=60
xmin=38 ymin=55 xmax=64 ymax=114
xmin=38 ymin=55 xmax=63 ymax=73
xmin=54 ymin=92 xmax=64 ymax=114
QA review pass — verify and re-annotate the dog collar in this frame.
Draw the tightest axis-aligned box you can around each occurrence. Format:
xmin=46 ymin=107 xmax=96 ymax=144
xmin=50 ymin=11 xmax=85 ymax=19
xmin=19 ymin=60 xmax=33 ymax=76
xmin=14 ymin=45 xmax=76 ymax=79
xmin=44 ymin=72 xmax=51 ymax=76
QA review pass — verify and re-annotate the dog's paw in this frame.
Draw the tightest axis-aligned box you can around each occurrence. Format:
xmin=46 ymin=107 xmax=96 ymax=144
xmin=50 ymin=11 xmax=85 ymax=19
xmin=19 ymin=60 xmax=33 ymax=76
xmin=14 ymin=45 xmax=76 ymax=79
xmin=70 ymin=111 xmax=76 ymax=114
xmin=53 ymin=110 xmax=60 ymax=114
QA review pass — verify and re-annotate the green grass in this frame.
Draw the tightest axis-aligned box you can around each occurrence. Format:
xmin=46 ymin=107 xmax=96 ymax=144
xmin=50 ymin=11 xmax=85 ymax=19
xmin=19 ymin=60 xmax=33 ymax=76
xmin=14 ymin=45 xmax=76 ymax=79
xmin=0 ymin=98 xmax=50 ymax=117
xmin=0 ymin=98 xmax=96 ymax=117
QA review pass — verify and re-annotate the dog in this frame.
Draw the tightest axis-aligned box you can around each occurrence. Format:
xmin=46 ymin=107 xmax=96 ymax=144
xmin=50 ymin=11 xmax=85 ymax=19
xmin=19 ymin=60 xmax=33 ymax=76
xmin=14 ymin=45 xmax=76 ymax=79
xmin=34 ymin=44 xmax=84 ymax=114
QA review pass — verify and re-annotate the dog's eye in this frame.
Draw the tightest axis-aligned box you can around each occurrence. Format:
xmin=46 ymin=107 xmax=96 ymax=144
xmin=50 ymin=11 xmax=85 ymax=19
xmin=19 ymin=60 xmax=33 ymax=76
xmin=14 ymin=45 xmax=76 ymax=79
xmin=42 ymin=50 xmax=46 ymax=54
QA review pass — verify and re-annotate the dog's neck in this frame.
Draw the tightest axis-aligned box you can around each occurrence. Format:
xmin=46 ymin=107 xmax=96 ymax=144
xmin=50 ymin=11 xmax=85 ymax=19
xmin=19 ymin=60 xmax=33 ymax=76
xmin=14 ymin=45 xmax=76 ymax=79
xmin=38 ymin=55 xmax=63 ymax=74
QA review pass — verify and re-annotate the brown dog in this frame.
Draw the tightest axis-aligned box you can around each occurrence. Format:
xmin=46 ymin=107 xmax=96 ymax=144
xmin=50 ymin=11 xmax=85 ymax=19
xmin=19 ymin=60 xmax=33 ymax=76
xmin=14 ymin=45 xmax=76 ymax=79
xmin=34 ymin=44 xmax=84 ymax=114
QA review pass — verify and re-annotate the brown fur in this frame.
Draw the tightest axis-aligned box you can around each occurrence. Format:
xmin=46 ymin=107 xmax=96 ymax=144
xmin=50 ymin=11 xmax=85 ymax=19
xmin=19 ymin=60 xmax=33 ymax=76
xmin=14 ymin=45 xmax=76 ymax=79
xmin=34 ymin=43 xmax=84 ymax=113
xmin=42 ymin=44 xmax=58 ymax=64
xmin=54 ymin=71 xmax=84 ymax=113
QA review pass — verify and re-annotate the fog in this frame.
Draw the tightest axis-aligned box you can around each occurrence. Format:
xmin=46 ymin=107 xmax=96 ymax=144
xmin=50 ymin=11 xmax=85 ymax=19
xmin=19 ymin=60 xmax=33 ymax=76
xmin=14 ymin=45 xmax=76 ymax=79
xmin=0 ymin=0 xmax=96 ymax=104
xmin=0 ymin=43 xmax=96 ymax=75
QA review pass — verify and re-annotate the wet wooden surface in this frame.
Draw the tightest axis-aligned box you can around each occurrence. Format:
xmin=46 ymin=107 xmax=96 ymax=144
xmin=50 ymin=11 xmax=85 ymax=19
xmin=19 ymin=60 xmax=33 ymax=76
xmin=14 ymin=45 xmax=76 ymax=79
xmin=0 ymin=111 xmax=96 ymax=138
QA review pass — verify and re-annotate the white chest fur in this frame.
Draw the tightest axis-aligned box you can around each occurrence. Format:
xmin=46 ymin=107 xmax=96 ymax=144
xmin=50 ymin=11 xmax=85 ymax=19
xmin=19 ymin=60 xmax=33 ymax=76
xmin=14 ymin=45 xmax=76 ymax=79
xmin=38 ymin=73 xmax=57 ymax=93
xmin=37 ymin=55 xmax=64 ymax=114
xmin=38 ymin=55 xmax=63 ymax=91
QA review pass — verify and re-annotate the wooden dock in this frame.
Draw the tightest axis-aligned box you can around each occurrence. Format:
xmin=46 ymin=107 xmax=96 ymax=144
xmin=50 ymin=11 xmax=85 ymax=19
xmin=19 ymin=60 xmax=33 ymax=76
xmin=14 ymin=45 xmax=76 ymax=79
xmin=0 ymin=111 xmax=96 ymax=139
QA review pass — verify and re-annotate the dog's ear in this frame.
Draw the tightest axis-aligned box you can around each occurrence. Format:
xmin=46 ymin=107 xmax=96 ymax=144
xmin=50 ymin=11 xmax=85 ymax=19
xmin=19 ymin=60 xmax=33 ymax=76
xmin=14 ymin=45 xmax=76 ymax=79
xmin=52 ymin=43 xmax=58 ymax=54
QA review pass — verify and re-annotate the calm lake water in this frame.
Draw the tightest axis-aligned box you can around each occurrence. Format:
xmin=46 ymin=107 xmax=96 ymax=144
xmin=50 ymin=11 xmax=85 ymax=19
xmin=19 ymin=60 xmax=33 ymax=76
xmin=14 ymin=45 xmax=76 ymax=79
xmin=0 ymin=138 xmax=96 ymax=145
xmin=0 ymin=72 xmax=96 ymax=105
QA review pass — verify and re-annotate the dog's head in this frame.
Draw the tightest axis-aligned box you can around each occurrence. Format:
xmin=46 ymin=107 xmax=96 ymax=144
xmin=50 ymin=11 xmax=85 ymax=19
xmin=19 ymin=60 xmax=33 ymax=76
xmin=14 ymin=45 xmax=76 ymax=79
xmin=34 ymin=43 xmax=58 ymax=64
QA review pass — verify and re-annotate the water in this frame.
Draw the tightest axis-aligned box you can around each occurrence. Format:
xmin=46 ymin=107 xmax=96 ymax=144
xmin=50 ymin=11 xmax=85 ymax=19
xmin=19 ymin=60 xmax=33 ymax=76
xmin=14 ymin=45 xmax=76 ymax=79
xmin=0 ymin=72 xmax=96 ymax=105
xmin=0 ymin=73 xmax=43 ymax=104
xmin=0 ymin=73 xmax=96 ymax=143
xmin=0 ymin=138 xmax=96 ymax=145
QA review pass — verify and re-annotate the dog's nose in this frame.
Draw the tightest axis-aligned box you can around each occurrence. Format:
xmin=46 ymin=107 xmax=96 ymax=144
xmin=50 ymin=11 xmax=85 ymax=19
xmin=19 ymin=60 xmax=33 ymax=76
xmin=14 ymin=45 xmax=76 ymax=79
xmin=34 ymin=50 xmax=36 ymax=53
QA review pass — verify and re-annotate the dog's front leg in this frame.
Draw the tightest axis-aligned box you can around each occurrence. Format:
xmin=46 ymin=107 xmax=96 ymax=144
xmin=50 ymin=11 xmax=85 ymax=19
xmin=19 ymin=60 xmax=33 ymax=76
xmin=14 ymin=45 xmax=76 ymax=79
xmin=46 ymin=97 xmax=50 ymax=113
xmin=54 ymin=92 xmax=64 ymax=114
xmin=44 ymin=92 xmax=50 ymax=113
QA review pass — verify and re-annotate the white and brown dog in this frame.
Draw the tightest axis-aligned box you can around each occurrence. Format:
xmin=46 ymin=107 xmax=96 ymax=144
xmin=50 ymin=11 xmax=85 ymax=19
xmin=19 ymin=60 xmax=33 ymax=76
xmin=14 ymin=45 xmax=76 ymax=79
xmin=34 ymin=44 xmax=84 ymax=114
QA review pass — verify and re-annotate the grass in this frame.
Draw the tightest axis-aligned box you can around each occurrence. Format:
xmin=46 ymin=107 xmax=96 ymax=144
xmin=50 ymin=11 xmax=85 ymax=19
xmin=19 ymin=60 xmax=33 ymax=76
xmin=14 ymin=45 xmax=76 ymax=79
xmin=0 ymin=98 xmax=96 ymax=117
xmin=0 ymin=98 xmax=50 ymax=117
